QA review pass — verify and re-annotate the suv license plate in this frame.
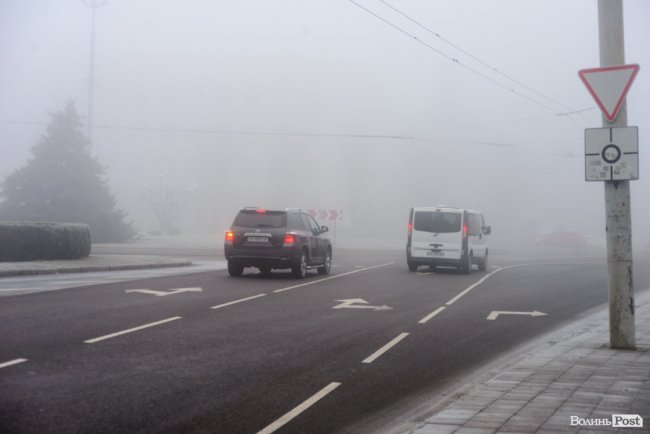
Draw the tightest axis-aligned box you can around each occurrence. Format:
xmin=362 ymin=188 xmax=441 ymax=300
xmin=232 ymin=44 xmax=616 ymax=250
xmin=427 ymin=251 xmax=443 ymax=257
xmin=248 ymin=236 xmax=269 ymax=243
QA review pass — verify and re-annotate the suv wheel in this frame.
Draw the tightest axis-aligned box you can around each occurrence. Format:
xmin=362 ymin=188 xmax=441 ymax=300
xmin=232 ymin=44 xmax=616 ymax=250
xmin=292 ymin=251 xmax=307 ymax=279
xmin=318 ymin=249 xmax=332 ymax=275
xmin=408 ymin=262 xmax=418 ymax=272
xmin=259 ymin=265 xmax=272 ymax=275
xmin=228 ymin=261 xmax=244 ymax=277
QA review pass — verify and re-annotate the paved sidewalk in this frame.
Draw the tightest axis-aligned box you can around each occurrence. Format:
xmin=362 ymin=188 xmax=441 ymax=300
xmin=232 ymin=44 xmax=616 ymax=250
xmin=394 ymin=291 xmax=650 ymax=434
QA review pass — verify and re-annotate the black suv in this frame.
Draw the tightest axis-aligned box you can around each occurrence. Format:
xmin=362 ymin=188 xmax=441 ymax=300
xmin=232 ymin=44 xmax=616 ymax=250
xmin=224 ymin=208 xmax=332 ymax=278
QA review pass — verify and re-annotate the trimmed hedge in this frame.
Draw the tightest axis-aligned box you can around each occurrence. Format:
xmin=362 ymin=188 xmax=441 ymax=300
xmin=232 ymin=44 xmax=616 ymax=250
xmin=0 ymin=222 xmax=91 ymax=262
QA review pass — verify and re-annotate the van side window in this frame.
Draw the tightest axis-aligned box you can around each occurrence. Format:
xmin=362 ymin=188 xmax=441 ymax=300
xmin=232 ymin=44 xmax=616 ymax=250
xmin=468 ymin=214 xmax=481 ymax=236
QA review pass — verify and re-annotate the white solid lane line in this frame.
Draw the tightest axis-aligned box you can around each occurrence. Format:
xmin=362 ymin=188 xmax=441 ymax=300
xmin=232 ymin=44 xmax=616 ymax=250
xmin=0 ymin=358 xmax=28 ymax=369
xmin=273 ymin=262 xmax=395 ymax=293
xmin=84 ymin=317 xmax=182 ymax=344
xmin=418 ymin=306 xmax=446 ymax=324
xmin=257 ymin=382 xmax=342 ymax=434
xmin=210 ymin=294 xmax=267 ymax=309
xmin=362 ymin=332 xmax=410 ymax=364
xmin=445 ymin=266 xmax=505 ymax=306
xmin=445 ymin=262 xmax=603 ymax=307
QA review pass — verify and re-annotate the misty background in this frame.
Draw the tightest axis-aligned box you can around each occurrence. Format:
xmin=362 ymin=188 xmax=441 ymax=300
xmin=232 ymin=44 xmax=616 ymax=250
xmin=1 ymin=0 xmax=649 ymax=250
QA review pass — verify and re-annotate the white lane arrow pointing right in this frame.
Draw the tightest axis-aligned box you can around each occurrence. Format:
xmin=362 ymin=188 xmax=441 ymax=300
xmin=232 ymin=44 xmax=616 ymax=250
xmin=487 ymin=310 xmax=547 ymax=320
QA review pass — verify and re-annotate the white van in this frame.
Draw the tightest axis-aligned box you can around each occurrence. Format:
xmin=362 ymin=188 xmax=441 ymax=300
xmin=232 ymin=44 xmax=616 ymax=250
xmin=406 ymin=206 xmax=491 ymax=273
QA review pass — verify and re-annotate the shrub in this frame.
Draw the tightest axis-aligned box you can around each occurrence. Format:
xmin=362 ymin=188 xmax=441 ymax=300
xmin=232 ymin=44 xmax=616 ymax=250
xmin=0 ymin=222 xmax=91 ymax=261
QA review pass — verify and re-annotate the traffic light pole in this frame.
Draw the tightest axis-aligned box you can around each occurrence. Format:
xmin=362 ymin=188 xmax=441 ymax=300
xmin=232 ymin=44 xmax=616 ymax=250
xmin=598 ymin=0 xmax=635 ymax=349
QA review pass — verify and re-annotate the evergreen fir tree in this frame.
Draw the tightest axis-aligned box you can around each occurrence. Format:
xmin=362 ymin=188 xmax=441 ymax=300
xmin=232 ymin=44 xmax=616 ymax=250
xmin=0 ymin=101 xmax=135 ymax=242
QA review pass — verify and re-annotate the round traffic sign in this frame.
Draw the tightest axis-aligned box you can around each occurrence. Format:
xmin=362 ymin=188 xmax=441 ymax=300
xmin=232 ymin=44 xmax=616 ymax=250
xmin=602 ymin=144 xmax=621 ymax=164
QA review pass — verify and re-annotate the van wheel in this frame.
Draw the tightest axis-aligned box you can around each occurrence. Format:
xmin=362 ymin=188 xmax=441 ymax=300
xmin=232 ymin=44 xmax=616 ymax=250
xmin=292 ymin=251 xmax=308 ymax=279
xmin=461 ymin=254 xmax=472 ymax=274
xmin=429 ymin=265 xmax=437 ymax=272
xmin=408 ymin=262 xmax=418 ymax=272
xmin=228 ymin=261 xmax=244 ymax=277
xmin=259 ymin=265 xmax=272 ymax=275
xmin=478 ymin=252 xmax=487 ymax=271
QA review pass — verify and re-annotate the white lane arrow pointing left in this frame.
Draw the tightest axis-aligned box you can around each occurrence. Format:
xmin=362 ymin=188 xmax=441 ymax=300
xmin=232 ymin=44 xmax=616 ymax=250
xmin=332 ymin=299 xmax=392 ymax=311
xmin=487 ymin=310 xmax=547 ymax=320
xmin=126 ymin=287 xmax=203 ymax=297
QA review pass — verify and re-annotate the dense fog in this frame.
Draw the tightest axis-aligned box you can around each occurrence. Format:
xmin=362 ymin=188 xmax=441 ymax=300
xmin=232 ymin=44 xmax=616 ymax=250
xmin=1 ymin=0 xmax=649 ymax=250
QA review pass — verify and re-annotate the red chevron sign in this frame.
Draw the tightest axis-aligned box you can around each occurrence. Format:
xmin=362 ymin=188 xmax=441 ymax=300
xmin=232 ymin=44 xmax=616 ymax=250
xmin=307 ymin=209 xmax=343 ymax=221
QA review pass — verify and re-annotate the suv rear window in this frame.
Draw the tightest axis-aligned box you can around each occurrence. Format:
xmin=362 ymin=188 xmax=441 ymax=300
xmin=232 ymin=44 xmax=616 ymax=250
xmin=233 ymin=211 xmax=287 ymax=228
xmin=414 ymin=211 xmax=461 ymax=233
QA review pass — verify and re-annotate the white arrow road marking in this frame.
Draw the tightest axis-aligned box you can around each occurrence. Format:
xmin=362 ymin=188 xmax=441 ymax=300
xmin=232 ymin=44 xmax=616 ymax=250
xmin=0 ymin=358 xmax=28 ymax=369
xmin=486 ymin=311 xmax=547 ymax=320
xmin=125 ymin=287 xmax=203 ymax=297
xmin=257 ymin=382 xmax=341 ymax=434
xmin=332 ymin=298 xmax=392 ymax=311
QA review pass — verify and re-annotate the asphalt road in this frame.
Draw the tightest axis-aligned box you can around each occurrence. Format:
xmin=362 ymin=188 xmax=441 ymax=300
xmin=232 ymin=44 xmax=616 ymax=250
xmin=2 ymin=249 xmax=649 ymax=434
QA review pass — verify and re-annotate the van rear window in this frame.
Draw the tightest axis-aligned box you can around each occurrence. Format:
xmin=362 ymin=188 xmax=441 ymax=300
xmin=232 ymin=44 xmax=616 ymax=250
xmin=414 ymin=211 xmax=461 ymax=233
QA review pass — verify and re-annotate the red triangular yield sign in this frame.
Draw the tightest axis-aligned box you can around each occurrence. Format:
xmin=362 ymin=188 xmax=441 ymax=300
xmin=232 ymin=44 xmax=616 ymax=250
xmin=578 ymin=64 xmax=639 ymax=121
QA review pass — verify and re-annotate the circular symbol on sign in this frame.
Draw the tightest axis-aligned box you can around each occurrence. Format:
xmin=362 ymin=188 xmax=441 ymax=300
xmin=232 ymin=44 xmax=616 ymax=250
xmin=602 ymin=144 xmax=621 ymax=164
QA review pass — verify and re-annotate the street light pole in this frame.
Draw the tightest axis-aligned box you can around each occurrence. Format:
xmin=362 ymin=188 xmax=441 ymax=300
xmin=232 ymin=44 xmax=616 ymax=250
xmin=82 ymin=0 xmax=107 ymax=144
xmin=598 ymin=0 xmax=635 ymax=350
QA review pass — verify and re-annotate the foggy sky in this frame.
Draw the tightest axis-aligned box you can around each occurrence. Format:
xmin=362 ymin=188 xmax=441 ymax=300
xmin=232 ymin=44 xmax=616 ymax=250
xmin=1 ymin=0 xmax=649 ymax=248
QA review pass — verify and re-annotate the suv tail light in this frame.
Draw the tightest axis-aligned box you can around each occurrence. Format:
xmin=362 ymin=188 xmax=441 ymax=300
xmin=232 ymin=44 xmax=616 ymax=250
xmin=225 ymin=231 xmax=234 ymax=245
xmin=283 ymin=233 xmax=296 ymax=246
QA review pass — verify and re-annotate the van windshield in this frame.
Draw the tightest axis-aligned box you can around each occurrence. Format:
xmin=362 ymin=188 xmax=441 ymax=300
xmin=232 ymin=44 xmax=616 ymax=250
xmin=414 ymin=211 xmax=461 ymax=233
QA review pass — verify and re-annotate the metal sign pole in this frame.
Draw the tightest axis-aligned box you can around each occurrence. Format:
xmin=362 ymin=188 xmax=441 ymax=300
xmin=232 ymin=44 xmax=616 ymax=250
xmin=598 ymin=0 xmax=635 ymax=349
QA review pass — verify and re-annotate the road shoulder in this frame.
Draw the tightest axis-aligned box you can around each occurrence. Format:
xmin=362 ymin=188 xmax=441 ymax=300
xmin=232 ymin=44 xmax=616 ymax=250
xmin=0 ymin=254 xmax=192 ymax=277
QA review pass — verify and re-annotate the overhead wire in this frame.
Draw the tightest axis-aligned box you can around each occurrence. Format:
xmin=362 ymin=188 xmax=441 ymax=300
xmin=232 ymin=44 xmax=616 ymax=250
xmin=0 ymin=117 xmax=585 ymax=149
xmin=377 ymin=0 xmax=579 ymax=114
xmin=0 ymin=102 xmax=597 ymax=143
xmin=347 ymin=0 xmax=581 ymax=118
xmin=0 ymin=119 xmax=412 ymax=141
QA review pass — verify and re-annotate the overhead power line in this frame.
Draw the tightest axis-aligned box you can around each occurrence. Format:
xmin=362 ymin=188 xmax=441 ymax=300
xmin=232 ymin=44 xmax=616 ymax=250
xmin=348 ymin=0 xmax=568 ymax=115
xmin=0 ymin=119 xmax=412 ymax=141
xmin=377 ymin=0 xmax=578 ymax=113
xmin=0 ymin=118 xmax=578 ymax=149
xmin=0 ymin=103 xmax=596 ymax=140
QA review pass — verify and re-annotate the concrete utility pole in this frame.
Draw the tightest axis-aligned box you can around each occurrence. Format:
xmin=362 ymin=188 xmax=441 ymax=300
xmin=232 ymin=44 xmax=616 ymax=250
xmin=598 ymin=0 xmax=635 ymax=350
xmin=83 ymin=0 xmax=107 ymax=144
